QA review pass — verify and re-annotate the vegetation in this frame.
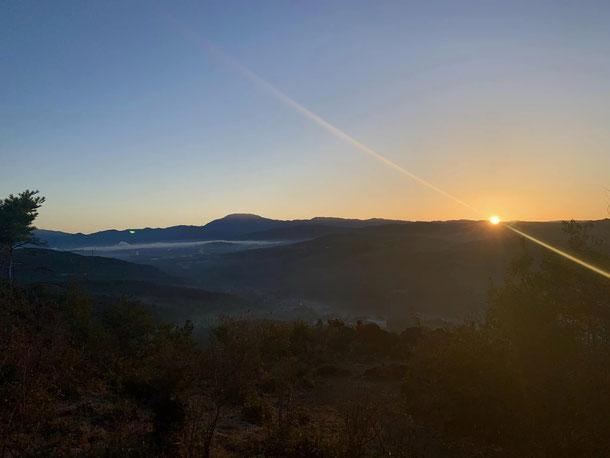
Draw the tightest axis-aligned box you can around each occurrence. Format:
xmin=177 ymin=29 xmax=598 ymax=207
xmin=1 ymin=219 xmax=609 ymax=456
xmin=0 ymin=190 xmax=45 ymax=284
xmin=1 ymin=191 xmax=609 ymax=456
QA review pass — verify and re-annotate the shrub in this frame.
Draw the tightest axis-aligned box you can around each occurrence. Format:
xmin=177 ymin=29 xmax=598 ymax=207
xmin=241 ymin=391 xmax=273 ymax=425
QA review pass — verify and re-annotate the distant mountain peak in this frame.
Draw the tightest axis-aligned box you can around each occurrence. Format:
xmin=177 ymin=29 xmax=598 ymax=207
xmin=221 ymin=213 xmax=266 ymax=221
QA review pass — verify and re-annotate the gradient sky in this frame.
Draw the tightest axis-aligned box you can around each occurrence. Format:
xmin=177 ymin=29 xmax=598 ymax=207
xmin=2 ymin=0 xmax=609 ymax=233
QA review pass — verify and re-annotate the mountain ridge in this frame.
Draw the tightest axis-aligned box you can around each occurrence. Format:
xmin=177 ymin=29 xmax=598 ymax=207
xmin=36 ymin=214 xmax=610 ymax=249
xmin=35 ymin=213 xmax=412 ymax=248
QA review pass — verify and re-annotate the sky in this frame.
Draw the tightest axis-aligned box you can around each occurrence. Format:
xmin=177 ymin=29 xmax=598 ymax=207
xmin=2 ymin=0 xmax=610 ymax=233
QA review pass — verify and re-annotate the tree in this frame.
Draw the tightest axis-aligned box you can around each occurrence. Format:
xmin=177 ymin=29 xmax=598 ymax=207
xmin=484 ymin=220 xmax=610 ymax=453
xmin=0 ymin=190 xmax=46 ymax=285
xmin=102 ymin=298 xmax=154 ymax=352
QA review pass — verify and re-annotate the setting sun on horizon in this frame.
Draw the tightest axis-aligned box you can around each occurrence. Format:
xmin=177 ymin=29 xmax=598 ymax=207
xmin=2 ymin=1 xmax=610 ymax=233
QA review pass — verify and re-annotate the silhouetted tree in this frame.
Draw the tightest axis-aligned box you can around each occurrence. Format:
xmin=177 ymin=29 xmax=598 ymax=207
xmin=0 ymin=190 xmax=46 ymax=285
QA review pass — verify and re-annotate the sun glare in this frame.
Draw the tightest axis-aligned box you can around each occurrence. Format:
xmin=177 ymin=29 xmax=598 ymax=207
xmin=490 ymin=216 xmax=500 ymax=225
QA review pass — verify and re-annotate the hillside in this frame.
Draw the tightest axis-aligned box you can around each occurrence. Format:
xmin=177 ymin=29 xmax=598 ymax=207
xmin=11 ymin=248 xmax=261 ymax=325
xmin=155 ymin=219 xmax=610 ymax=326
xmin=235 ymin=223 xmax=356 ymax=241
xmin=71 ymin=280 xmax=261 ymax=324
xmin=13 ymin=248 xmax=173 ymax=284
xmin=29 ymin=219 xmax=610 ymax=326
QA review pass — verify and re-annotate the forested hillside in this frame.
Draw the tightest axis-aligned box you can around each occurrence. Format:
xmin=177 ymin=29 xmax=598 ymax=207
xmin=160 ymin=219 xmax=610 ymax=324
xmin=2 ymin=221 xmax=609 ymax=457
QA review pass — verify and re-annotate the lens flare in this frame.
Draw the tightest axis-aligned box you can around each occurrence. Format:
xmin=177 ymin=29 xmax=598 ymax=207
xmin=160 ymin=12 xmax=610 ymax=282
xmin=159 ymin=11 xmax=478 ymax=215
xmin=505 ymin=225 xmax=610 ymax=280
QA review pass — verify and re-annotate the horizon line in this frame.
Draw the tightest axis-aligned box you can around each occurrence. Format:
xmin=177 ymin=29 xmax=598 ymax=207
xmin=38 ymin=214 xmax=610 ymax=236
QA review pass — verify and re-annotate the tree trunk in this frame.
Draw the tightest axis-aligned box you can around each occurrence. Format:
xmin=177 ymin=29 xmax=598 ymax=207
xmin=203 ymin=404 xmax=221 ymax=458
xmin=8 ymin=247 xmax=13 ymax=286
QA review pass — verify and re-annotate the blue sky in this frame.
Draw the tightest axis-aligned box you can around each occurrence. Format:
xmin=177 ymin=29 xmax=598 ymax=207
xmin=2 ymin=0 xmax=609 ymax=232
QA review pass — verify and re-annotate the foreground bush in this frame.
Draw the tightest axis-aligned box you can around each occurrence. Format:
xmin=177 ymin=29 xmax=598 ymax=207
xmin=1 ymin=222 xmax=609 ymax=456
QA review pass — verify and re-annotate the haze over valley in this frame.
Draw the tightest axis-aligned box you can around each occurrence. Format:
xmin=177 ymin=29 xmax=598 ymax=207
xmin=17 ymin=214 xmax=608 ymax=330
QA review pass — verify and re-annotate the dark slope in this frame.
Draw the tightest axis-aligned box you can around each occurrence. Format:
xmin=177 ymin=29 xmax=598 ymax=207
xmin=237 ymin=224 xmax=355 ymax=241
xmin=12 ymin=248 xmax=261 ymax=323
xmin=13 ymin=248 xmax=173 ymax=283
xmin=164 ymin=219 xmax=610 ymax=324
xmin=74 ymin=280 xmax=260 ymax=323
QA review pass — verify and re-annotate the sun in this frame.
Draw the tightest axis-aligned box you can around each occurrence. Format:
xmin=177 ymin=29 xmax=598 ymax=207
xmin=490 ymin=216 xmax=500 ymax=225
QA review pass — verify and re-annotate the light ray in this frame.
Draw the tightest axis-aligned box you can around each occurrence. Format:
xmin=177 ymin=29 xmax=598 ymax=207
xmin=505 ymin=224 xmax=610 ymax=280
xmin=161 ymin=12 xmax=610 ymax=282
xmin=161 ymin=13 xmax=478 ymax=214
